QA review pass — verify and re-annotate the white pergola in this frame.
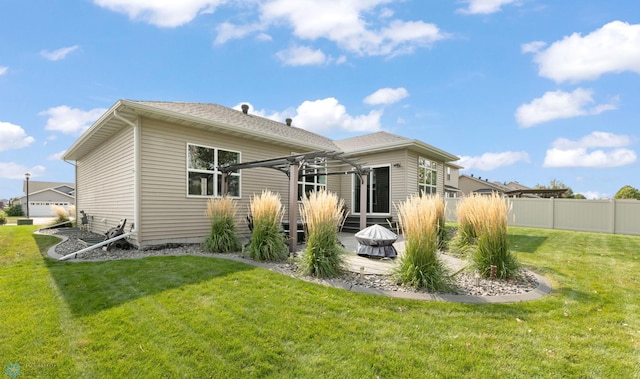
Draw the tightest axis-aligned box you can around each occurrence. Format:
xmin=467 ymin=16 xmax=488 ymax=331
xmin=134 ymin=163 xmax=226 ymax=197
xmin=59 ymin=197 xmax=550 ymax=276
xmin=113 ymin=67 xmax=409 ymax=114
xmin=219 ymin=151 xmax=370 ymax=254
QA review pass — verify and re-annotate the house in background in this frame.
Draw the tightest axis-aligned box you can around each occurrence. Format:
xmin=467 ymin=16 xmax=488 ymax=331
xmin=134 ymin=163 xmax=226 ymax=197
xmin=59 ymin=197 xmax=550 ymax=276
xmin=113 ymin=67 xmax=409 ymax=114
xmin=444 ymin=163 xmax=462 ymax=198
xmin=62 ymin=100 xmax=459 ymax=249
xmin=15 ymin=181 xmax=75 ymax=217
xmin=458 ymin=174 xmax=568 ymax=198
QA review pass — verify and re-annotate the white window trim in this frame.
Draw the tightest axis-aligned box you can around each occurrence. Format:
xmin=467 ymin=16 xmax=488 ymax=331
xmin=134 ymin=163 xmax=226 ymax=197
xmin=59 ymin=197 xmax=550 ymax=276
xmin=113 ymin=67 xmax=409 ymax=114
xmin=418 ymin=157 xmax=438 ymax=195
xmin=186 ymin=143 xmax=242 ymax=198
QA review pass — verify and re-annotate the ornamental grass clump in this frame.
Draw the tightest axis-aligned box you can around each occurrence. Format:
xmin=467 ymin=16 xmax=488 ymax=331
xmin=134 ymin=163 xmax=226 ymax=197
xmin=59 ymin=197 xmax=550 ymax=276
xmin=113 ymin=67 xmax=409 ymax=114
xmin=50 ymin=204 xmax=70 ymax=224
xmin=472 ymin=193 xmax=520 ymax=279
xmin=298 ymin=190 xmax=347 ymax=278
xmin=246 ymin=190 xmax=288 ymax=261
xmin=395 ymin=193 xmax=452 ymax=291
xmin=203 ymin=196 xmax=241 ymax=254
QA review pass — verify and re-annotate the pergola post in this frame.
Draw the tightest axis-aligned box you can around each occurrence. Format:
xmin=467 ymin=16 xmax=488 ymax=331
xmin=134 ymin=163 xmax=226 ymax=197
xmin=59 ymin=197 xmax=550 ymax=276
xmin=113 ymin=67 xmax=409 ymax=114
xmin=359 ymin=171 xmax=368 ymax=231
xmin=221 ymin=172 xmax=228 ymax=197
xmin=288 ymin=162 xmax=299 ymax=254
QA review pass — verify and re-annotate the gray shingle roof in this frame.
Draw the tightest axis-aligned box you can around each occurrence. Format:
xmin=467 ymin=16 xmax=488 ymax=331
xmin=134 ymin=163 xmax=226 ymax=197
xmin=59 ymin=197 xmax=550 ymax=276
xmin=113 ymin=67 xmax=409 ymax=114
xmin=334 ymin=131 xmax=411 ymax=152
xmin=130 ymin=101 xmax=339 ymax=151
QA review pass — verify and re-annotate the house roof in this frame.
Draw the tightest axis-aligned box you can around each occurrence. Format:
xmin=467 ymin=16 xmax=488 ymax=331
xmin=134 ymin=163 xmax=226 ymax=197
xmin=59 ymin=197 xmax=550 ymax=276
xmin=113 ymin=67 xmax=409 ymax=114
xmin=16 ymin=187 xmax=75 ymax=201
xmin=23 ymin=181 xmax=74 ymax=195
xmin=334 ymin=131 xmax=459 ymax=162
xmin=63 ymin=100 xmax=459 ymax=163
xmin=64 ymin=100 xmax=339 ymax=160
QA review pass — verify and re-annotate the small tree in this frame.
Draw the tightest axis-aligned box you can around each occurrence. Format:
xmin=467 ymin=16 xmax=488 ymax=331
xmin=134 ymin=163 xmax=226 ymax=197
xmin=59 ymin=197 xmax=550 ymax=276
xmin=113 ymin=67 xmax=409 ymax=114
xmin=5 ymin=204 xmax=24 ymax=217
xmin=0 ymin=211 xmax=6 ymax=225
xmin=614 ymin=185 xmax=640 ymax=200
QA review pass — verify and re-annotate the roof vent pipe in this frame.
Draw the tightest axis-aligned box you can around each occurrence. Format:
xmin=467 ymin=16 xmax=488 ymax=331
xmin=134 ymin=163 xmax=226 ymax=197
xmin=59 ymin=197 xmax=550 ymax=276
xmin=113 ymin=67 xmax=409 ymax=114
xmin=241 ymin=104 xmax=249 ymax=114
xmin=285 ymin=118 xmax=292 ymax=126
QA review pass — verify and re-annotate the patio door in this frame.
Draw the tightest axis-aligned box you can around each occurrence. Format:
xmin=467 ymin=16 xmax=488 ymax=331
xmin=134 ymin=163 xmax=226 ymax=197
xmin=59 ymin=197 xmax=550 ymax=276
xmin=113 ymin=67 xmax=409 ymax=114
xmin=353 ymin=166 xmax=390 ymax=215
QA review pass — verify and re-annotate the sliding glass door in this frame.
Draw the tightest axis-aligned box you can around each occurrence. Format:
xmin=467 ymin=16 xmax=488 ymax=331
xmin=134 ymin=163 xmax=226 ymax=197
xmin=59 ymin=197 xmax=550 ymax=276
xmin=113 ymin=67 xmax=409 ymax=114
xmin=353 ymin=166 xmax=390 ymax=215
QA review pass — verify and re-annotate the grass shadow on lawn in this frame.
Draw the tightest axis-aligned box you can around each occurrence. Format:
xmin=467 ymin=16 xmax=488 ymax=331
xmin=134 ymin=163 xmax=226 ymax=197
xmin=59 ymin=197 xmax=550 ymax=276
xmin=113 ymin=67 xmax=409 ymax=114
xmin=42 ymin=246 xmax=257 ymax=318
xmin=508 ymin=234 xmax=548 ymax=254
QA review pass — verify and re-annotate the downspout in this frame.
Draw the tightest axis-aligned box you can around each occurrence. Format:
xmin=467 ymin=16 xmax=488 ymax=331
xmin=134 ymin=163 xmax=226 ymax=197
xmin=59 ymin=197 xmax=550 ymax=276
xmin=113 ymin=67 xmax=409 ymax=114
xmin=113 ymin=111 xmax=140 ymax=247
xmin=63 ymin=160 xmax=77 ymax=220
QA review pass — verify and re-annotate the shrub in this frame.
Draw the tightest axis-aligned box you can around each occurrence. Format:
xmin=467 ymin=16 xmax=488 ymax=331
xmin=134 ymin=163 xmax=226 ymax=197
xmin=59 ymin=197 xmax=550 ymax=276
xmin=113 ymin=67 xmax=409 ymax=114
xmin=298 ymin=190 xmax=347 ymax=278
xmin=203 ymin=197 xmax=241 ymax=254
xmin=5 ymin=204 xmax=24 ymax=217
xmin=395 ymin=193 xmax=452 ymax=291
xmin=0 ymin=211 xmax=6 ymax=225
xmin=246 ymin=190 xmax=288 ymax=261
xmin=471 ymin=194 xmax=519 ymax=279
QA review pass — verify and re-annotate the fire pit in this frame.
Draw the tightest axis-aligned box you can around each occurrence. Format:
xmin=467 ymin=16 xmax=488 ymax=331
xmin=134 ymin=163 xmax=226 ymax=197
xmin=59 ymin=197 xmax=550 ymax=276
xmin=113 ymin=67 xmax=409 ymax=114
xmin=355 ymin=224 xmax=398 ymax=258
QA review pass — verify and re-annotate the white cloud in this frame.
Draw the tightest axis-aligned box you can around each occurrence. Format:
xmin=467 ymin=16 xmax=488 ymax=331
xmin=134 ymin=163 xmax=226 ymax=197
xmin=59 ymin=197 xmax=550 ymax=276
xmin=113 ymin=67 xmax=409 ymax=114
xmin=275 ymin=45 xmax=328 ymax=66
xmin=215 ymin=22 xmax=264 ymax=45
xmin=521 ymin=41 xmax=545 ymax=54
xmin=48 ymin=151 xmax=67 ymax=161
xmin=581 ymin=191 xmax=605 ymax=200
xmin=456 ymin=0 xmax=517 ymax=15
xmin=236 ymin=98 xmax=382 ymax=134
xmin=258 ymin=0 xmax=447 ymax=57
xmin=515 ymin=88 xmax=617 ymax=127
xmin=527 ymin=21 xmax=640 ymax=82
xmin=39 ymin=106 xmax=107 ymax=135
xmin=0 ymin=122 xmax=35 ymax=151
xmin=364 ymin=87 xmax=409 ymax=105
xmin=40 ymin=45 xmax=79 ymax=61
xmin=293 ymin=98 xmax=382 ymax=133
xmin=543 ymin=132 xmax=637 ymax=168
xmin=0 ymin=66 xmax=8 ymax=76
xmin=93 ymin=0 xmax=226 ymax=28
xmin=95 ymin=0 xmax=448 ymax=58
xmin=457 ymin=151 xmax=530 ymax=171
xmin=0 ymin=162 xmax=46 ymax=180
xmin=551 ymin=131 xmax=631 ymax=150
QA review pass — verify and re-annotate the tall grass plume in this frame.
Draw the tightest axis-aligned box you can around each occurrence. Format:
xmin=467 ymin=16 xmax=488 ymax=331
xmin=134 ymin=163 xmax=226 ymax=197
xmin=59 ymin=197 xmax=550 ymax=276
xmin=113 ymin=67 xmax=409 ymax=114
xmin=298 ymin=190 xmax=347 ymax=278
xmin=453 ymin=194 xmax=519 ymax=279
xmin=395 ymin=193 xmax=451 ymax=291
xmin=203 ymin=196 xmax=241 ymax=253
xmin=247 ymin=190 xmax=288 ymax=261
xmin=50 ymin=204 xmax=71 ymax=224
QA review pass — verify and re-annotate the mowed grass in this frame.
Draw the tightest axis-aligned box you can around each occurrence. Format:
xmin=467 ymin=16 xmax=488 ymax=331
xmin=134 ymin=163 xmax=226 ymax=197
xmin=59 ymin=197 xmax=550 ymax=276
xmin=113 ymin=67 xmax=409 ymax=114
xmin=1 ymin=225 xmax=639 ymax=378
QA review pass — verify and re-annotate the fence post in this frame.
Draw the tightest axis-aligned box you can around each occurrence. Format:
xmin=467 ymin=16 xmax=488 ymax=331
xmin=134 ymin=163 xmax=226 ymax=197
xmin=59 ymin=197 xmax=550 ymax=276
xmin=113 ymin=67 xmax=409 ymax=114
xmin=610 ymin=199 xmax=616 ymax=234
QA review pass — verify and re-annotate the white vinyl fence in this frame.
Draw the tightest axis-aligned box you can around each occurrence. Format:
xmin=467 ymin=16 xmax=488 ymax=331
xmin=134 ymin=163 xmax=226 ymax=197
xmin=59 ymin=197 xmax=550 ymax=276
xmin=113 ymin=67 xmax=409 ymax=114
xmin=445 ymin=198 xmax=640 ymax=236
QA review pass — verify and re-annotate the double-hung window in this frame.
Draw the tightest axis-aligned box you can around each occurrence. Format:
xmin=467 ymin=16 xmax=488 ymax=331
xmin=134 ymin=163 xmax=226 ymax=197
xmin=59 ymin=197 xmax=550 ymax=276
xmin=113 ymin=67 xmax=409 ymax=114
xmin=187 ymin=144 xmax=240 ymax=197
xmin=418 ymin=157 xmax=437 ymax=195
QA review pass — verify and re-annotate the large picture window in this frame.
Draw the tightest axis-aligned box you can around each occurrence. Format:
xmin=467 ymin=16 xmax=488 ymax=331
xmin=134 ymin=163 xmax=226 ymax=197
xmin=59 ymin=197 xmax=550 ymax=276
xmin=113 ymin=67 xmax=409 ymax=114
xmin=187 ymin=144 xmax=240 ymax=197
xmin=418 ymin=157 xmax=437 ymax=195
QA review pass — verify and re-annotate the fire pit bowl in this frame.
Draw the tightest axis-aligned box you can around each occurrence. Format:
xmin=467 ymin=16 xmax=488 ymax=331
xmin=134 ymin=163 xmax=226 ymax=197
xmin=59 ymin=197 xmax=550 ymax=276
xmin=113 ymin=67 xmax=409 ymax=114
xmin=354 ymin=224 xmax=398 ymax=258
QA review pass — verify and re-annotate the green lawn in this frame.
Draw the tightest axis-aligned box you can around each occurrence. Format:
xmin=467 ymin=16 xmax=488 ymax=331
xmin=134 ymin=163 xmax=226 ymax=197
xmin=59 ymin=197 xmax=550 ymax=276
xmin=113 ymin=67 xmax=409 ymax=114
xmin=1 ymin=225 xmax=639 ymax=378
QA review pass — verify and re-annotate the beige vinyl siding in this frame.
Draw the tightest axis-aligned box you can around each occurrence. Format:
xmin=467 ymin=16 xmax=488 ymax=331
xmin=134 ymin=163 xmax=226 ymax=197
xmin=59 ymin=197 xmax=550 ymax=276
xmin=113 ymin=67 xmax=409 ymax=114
xmin=138 ymin=117 xmax=318 ymax=246
xmin=76 ymin=126 xmax=135 ymax=237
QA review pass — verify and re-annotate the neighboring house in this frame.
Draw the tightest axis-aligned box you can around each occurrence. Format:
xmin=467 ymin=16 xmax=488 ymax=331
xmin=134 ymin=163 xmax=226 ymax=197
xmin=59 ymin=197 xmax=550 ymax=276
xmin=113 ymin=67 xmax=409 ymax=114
xmin=444 ymin=163 xmax=462 ymax=198
xmin=15 ymin=181 xmax=75 ymax=217
xmin=458 ymin=175 xmax=567 ymax=198
xmin=0 ymin=199 xmax=7 ymax=209
xmin=62 ymin=100 xmax=459 ymax=249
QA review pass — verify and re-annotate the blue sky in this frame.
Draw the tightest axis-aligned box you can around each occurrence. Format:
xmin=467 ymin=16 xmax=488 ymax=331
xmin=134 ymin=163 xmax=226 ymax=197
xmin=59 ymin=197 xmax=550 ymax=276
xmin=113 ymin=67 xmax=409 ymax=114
xmin=1 ymin=0 xmax=639 ymax=200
